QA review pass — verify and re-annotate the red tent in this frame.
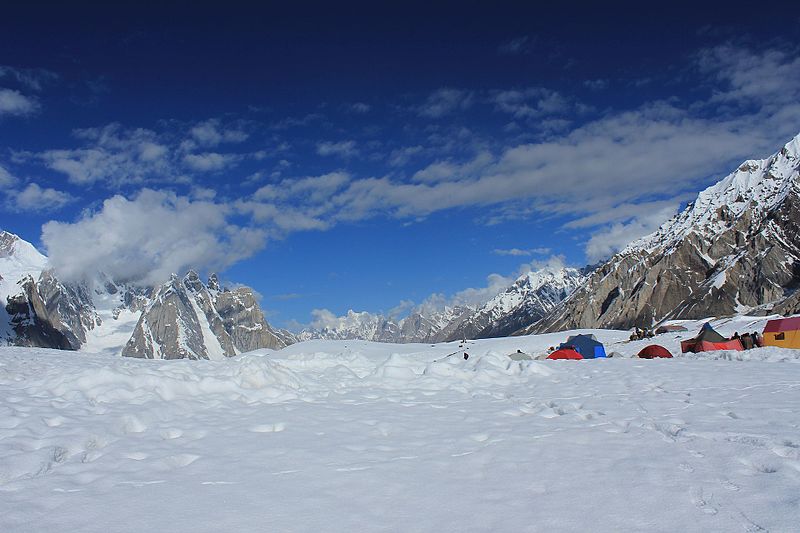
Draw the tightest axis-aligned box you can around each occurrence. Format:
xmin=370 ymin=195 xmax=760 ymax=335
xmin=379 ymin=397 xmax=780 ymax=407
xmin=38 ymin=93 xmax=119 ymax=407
xmin=547 ymin=348 xmax=583 ymax=360
xmin=638 ymin=345 xmax=673 ymax=359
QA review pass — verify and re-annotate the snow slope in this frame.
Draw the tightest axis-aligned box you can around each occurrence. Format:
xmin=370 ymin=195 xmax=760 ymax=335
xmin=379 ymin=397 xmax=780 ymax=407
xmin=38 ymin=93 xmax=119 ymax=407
xmin=2 ymin=319 xmax=800 ymax=532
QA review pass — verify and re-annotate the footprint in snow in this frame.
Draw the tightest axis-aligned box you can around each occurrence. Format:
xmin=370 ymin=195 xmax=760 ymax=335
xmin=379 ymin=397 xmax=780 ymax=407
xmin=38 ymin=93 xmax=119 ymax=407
xmin=124 ymin=452 xmax=148 ymax=461
xmin=721 ymin=480 xmax=740 ymax=491
xmin=250 ymin=423 xmax=286 ymax=433
xmin=164 ymin=454 xmax=200 ymax=468
xmin=161 ymin=428 xmax=183 ymax=440
xmin=679 ymin=462 xmax=695 ymax=473
xmin=120 ymin=415 xmax=147 ymax=434
xmin=690 ymin=487 xmax=718 ymax=515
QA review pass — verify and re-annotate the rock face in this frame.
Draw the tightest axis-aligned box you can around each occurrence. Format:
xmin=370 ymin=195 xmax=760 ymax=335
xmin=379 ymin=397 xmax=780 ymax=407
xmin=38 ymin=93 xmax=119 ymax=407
xmin=5 ymin=275 xmax=74 ymax=350
xmin=1 ymin=231 xmax=95 ymax=350
xmin=530 ymin=133 xmax=800 ymax=333
xmin=214 ymin=286 xmax=290 ymax=351
xmin=123 ymin=271 xmax=292 ymax=359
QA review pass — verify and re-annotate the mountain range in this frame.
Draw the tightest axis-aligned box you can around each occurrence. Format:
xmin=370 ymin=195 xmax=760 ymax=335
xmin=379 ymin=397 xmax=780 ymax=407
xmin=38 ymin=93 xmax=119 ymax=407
xmin=2 ymin=132 xmax=800 ymax=356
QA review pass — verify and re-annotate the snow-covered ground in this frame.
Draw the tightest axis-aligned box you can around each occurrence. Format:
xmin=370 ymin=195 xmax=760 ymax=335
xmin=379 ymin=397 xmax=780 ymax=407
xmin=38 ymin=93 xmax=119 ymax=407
xmin=2 ymin=317 xmax=800 ymax=532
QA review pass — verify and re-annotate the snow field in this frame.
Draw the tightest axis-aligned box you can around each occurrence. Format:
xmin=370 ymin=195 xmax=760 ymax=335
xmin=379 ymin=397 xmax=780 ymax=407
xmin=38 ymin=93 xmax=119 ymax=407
xmin=1 ymin=319 xmax=800 ymax=532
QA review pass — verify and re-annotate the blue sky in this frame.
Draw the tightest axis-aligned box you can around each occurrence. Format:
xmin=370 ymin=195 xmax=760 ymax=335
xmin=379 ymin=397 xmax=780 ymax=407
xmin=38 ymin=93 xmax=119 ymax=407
xmin=1 ymin=2 xmax=799 ymax=329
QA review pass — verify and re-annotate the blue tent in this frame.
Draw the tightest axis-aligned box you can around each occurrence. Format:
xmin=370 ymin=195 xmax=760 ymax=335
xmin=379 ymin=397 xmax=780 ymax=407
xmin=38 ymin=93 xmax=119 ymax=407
xmin=558 ymin=334 xmax=607 ymax=359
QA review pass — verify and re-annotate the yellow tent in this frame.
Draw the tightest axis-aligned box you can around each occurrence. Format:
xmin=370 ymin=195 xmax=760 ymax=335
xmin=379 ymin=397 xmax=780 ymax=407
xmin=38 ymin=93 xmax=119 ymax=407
xmin=762 ymin=317 xmax=800 ymax=349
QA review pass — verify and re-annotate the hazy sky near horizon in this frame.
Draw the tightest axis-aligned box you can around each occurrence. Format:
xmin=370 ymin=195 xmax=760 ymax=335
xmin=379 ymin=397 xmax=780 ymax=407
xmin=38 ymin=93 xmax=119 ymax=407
xmin=1 ymin=1 xmax=799 ymax=329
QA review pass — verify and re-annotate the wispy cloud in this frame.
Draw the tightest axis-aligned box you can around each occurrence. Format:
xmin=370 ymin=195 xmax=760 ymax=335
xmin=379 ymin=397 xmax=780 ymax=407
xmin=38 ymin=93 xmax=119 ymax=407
xmin=316 ymin=140 xmax=358 ymax=158
xmin=183 ymin=152 xmax=241 ymax=172
xmin=346 ymin=102 xmax=371 ymax=113
xmin=498 ymin=36 xmax=532 ymax=55
xmin=416 ymin=88 xmax=474 ymax=118
xmin=492 ymin=247 xmax=551 ymax=257
xmin=0 ymin=88 xmax=39 ymax=116
xmin=0 ymin=65 xmax=58 ymax=91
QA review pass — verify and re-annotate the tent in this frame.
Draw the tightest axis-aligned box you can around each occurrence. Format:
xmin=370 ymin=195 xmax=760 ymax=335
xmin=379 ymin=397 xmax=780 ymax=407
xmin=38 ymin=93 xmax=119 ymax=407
xmin=547 ymin=348 xmax=583 ymax=360
xmin=681 ymin=323 xmax=743 ymax=353
xmin=762 ymin=317 xmax=800 ymax=349
xmin=655 ymin=324 xmax=688 ymax=335
xmin=558 ymin=334 xmax=606 ymax=359
xmin=638 ymin=345 xmax=673 ymax=359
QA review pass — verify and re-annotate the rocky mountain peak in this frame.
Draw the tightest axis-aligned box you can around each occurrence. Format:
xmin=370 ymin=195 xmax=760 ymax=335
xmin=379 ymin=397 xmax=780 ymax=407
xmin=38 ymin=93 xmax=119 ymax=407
xmin=533 ymin=132 xmax=800 ymax=333
xmin=182 ymin=270 xmax=204 ymax=293
xmin=207 ymin=273 xmax=221 ymax=292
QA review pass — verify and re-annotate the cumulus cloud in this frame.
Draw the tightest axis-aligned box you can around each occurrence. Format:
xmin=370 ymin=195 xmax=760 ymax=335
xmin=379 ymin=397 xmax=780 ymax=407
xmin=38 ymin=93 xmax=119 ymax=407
xmin=316 ymin=140 xmax=358 ymax=158
xmin=417 ymin=88 xmax=474 ymax=118
xmin=9 ymin=183 xmax=74 ymax=212
xmin=183 ymin=152 xmax=240 ymax=171
xmin=189 ymin=119 xmax=248 ymax=146
xmin=0 ymin=88 xmax=39 ymax=116
xmin=41 ymin=189 xmax=266 ymax=285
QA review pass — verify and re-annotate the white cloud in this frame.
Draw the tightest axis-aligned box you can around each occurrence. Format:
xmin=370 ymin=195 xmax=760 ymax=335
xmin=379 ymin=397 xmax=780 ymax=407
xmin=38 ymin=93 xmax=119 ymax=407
xmin=0 ymin=66 xmax=58 ymax=91
xmin=388 ymin=145 xmax=424 ymax=167
xmin=41 ymin=189 xmax=266 ymax=285
xmin=0 ymin=164 xmax=18 ymax=187
xmin=348 ymin=102 xmax=371 ymax=113
xmin=490 ymin=88 xmax=571 ymax=119
xmin=183 ymin=152 xmax=240 ymax=171
xmin=39 ymin=124 xmax=174 ymax=186
xmin=316 ymin=140 xmax=358 ymax=158
xmin=35 ymin=122 xmax=255 ymax=187
xmin=584 ymin=203 xmax=680 ymax=262
xmin=697 ymin=44 xmax=800 ymax=109
xmin=498 ymin=36 xmax=532 ymax=55
xmin=411 ymin=151 xmax=492 ymax=183
xmin=10 ymin=183 xmax=74 ymax=212
xmin=189 ymin=119 xmax=248 ymax=146
xmin=584 ymin=79 xmax=609 ymax=91
xmin=417 ymin=88 xmax=474 ymax=118
xmin=492 ymin=247 xmax=551 ymax=257
xmin=0 ymin=88 xmax=39 ymax=116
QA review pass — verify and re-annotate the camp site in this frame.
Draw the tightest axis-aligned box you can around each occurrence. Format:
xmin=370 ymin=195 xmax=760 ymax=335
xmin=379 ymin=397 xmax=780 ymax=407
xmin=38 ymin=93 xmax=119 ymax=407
xmin=3 ymin=3 xmax=800 ymax=531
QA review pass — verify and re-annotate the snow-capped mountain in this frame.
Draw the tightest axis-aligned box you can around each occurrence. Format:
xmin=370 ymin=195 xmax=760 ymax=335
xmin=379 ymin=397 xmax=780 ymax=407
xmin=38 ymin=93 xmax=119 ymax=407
xmin=298 ymin=265 xmax=583 ymax=343
xmin=297 ymin=306 xmax=476 ymax=343
xmin=446 ymin=266 xmax=586 ymax=341
xmin=0 ymin=231 xmax=294 ymax=357
xmin=531 ymin=132 xmax=800 ymax=333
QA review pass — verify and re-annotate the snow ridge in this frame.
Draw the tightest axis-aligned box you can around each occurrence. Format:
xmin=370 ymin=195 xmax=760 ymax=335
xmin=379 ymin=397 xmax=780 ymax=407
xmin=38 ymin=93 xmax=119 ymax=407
xmin=625 ymin=132 xmax=800 ymax=256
